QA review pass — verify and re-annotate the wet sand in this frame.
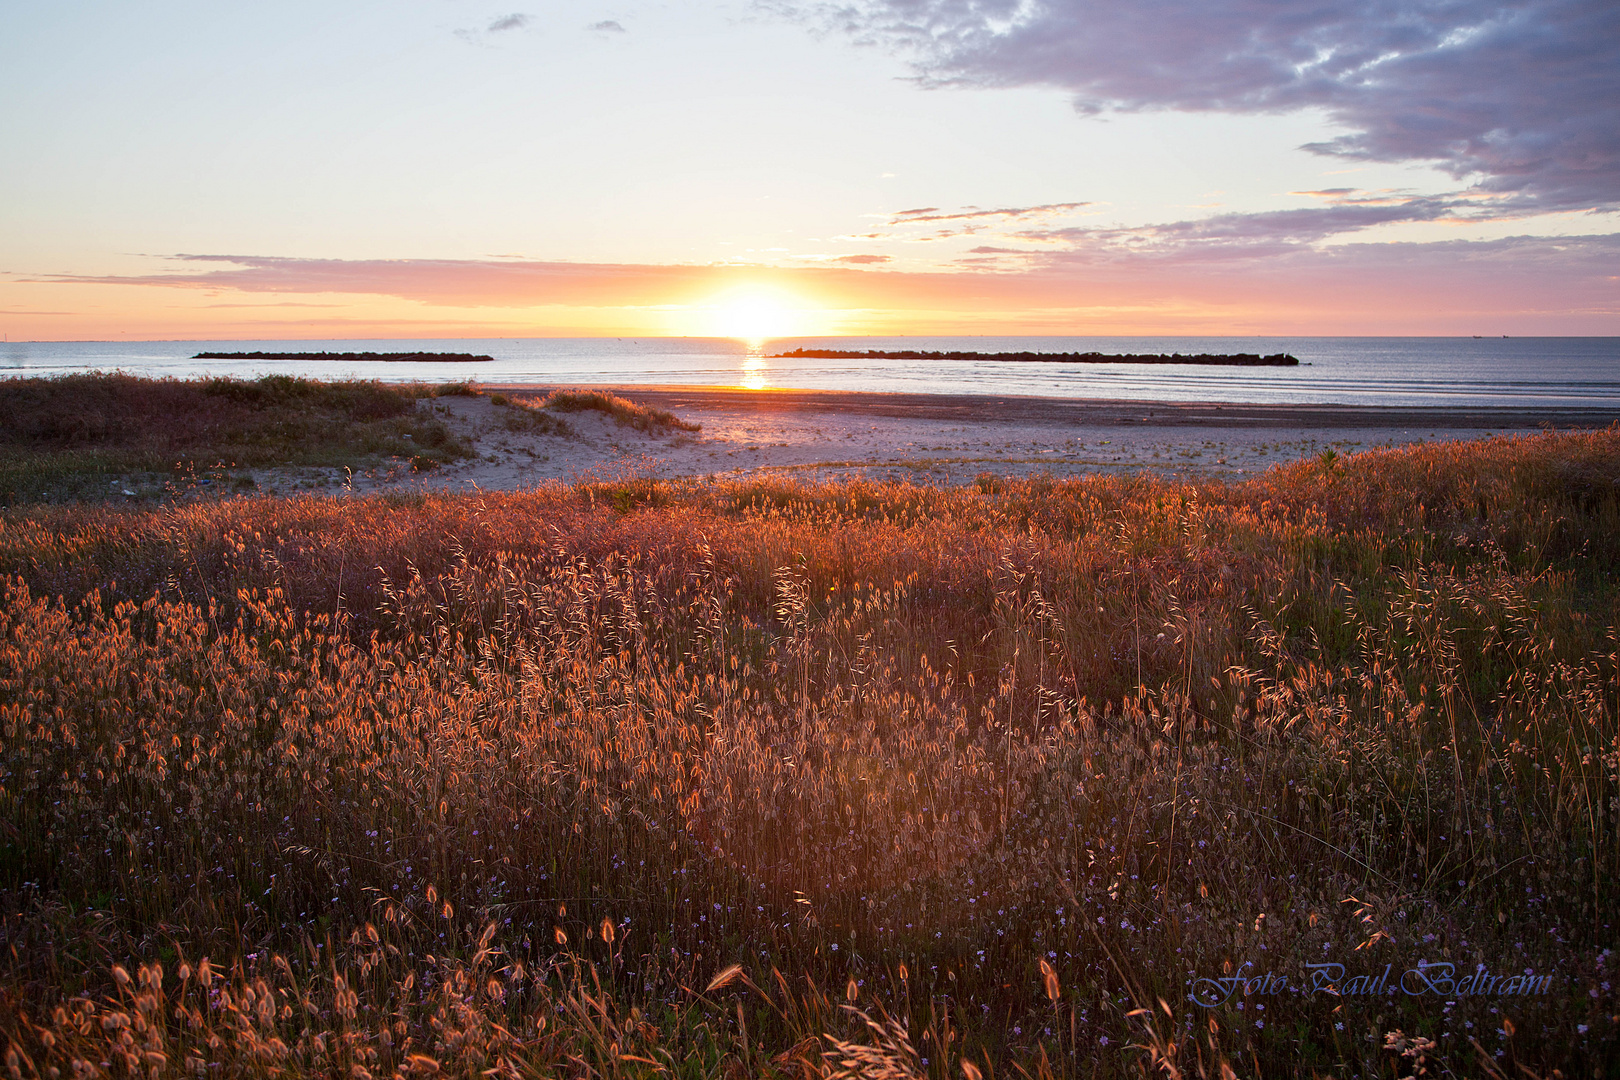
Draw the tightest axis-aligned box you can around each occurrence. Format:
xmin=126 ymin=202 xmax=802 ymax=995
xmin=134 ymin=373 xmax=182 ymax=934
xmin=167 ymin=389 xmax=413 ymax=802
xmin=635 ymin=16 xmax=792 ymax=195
xmin=555 ymin=385 xmax=1620 ymax=431
xmin=251 ymin=384 xmax=1620 ymax=497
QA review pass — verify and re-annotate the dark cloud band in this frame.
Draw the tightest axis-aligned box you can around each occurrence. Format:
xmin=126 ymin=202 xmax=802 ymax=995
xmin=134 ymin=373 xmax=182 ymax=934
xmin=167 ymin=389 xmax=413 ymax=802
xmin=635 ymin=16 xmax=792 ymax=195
xmin=776 ymin=0 xmax=1620 ymax=212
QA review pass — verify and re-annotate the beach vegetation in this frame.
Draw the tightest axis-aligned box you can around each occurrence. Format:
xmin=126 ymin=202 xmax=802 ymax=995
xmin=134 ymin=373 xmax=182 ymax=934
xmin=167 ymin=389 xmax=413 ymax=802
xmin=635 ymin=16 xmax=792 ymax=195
xmin=0 ymin=374 xmax=476 ymax=505
xmin=0 ymin=425 xmax=1616 ymax=1076
xmin=535 ymin=388 xmax=703 ymax=434
xmin=499 ymin=397 xmax=575 ymax=437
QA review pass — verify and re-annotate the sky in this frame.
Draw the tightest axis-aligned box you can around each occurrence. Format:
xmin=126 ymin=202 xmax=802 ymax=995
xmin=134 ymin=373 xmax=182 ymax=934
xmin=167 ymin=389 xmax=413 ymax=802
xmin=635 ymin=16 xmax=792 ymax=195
xmin=1 ymin=0 xmax=1616 ymax=340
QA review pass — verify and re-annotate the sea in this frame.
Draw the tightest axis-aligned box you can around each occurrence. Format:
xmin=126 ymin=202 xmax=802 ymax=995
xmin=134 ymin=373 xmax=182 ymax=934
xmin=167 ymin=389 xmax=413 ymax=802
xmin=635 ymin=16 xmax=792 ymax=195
xmin=3 ymin=336 xmax=1618 ymax=409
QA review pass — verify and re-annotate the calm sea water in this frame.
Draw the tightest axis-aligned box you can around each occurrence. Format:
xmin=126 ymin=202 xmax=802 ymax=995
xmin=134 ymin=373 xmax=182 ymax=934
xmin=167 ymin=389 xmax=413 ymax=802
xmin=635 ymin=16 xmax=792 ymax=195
xmin=2 ymin=336 xmax=1617 ymax=408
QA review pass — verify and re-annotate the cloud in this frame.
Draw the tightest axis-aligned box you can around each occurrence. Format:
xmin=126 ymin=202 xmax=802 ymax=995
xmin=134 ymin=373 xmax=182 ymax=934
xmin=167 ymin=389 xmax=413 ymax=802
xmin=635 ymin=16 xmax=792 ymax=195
xmin=833 ymin=254 xmax=893 ymax=264
xmin=1013 ymin=195 xmax=1468 ymax=262
xmin=867 ymin=200 xmax=1097 ymax=245
xmin=876 ymin=186 xmax=1518 ymax=265
xmin=778 ymin=0 xmax=1620 ymax=212
xmin=32 ymin=255 xmax=721 ymax=308
xmin=29 ymin=236 xmax=1619 ymax=334
xmin=454 ymin=13 xmax=531 ymax=44
xmin=589 ymin=19 xmax=627 ymax=32
xmin=201 ymin=302 xmax=345 ymax=309
xmin=890 ymin=201 xmax=1090 ymax=224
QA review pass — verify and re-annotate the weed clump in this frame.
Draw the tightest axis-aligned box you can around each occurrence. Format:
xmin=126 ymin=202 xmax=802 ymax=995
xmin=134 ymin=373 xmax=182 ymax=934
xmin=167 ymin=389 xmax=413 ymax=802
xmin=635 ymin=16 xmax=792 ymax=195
xmin=499 ymin=399 xmax=574 ymax=437
xmin=538 ymin=388 xmax=702 ymax=434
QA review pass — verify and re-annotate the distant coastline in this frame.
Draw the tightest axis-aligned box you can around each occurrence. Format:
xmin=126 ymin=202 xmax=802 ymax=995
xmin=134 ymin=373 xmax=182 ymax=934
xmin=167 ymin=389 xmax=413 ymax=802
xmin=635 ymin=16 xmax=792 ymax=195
xmin=770 ymin=348 xmax=1300 ymax=366
xmin=11 ymin=337 xmax=1612 ymax=409
xmin=192 ymin=351 xmax=494 ymax=363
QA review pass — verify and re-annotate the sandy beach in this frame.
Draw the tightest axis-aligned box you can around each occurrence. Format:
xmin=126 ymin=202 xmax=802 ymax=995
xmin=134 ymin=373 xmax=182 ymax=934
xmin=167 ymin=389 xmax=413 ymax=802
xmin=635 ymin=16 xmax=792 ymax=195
xmin=263 ymin=384 xmax=1620 ymax=496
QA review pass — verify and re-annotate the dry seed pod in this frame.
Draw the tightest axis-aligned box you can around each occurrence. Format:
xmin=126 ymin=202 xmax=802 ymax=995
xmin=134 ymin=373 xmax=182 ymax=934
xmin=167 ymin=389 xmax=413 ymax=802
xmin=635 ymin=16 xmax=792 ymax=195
xmin=706 ymin=964 xmax=743 ymax=994
xmin=1039 ymin=958 xmax=1060 ymax=1003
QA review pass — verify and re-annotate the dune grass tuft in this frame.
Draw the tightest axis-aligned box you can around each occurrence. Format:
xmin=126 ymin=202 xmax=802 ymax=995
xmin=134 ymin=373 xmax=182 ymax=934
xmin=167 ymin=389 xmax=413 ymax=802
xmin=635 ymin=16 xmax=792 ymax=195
xmin=536 ymin=388 xmax=702 ymax=434
xmin=497 ymin=395 xmax=575 ymax=437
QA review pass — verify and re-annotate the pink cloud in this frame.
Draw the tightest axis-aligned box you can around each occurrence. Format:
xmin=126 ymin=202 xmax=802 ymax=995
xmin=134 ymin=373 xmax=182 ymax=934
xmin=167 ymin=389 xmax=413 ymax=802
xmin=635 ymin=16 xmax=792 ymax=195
xmin=889 ymin=202 xmax=1091 ymax=224
xmin=30 ymin=234 xmax=1620 ymax=334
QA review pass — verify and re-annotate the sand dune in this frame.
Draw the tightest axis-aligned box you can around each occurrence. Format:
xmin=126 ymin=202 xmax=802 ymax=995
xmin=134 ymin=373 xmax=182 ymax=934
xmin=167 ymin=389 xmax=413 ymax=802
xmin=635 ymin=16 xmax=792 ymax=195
xmin=254 ymin=384 xmax=1616 ymax=496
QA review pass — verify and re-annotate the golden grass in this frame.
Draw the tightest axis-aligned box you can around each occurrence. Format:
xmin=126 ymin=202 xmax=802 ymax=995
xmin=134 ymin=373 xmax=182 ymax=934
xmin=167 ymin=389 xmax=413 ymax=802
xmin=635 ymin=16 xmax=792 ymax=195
xmin=490 ymin=388 xmax=703 ymax=439
xmin=534 ymin=389 xmax=702 ymax=434
xmin=0 ymin=427 xmax=1616 ymax=1076
xmin=492 ymin=395 xmax=575 ymax=438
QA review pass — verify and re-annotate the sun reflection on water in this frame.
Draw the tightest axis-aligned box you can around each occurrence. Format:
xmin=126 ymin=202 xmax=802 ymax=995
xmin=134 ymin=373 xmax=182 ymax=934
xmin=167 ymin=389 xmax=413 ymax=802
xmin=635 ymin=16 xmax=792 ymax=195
xmin=740 ymin=339 xmax=768 ymax=389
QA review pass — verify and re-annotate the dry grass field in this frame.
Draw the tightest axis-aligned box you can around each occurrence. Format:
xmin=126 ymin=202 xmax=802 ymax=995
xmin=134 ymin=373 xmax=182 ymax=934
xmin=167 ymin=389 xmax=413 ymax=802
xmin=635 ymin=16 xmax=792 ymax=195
xmin=0 ymin=396 xmax=1617 ymax=1076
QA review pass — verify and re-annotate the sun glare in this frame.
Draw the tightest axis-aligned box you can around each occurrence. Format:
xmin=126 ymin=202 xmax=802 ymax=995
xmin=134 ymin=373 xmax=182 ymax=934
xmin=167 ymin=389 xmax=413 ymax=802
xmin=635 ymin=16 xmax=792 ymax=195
xmin=695 ymin=288 xmax=820 ymax=341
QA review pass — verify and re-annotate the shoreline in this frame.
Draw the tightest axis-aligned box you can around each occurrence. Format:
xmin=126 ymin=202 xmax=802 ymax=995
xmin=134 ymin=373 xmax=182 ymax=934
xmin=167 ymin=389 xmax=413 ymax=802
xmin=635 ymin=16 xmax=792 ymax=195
xmin=766 ymin=347 xmax=1300 ymax=366
xmin=20 ymin=375 xmax=1619 ymax=505
xmin=477 ymin=383 xmax=1620 ymax=431
xmin=278 ymin=383 xmax=1619 ymax=499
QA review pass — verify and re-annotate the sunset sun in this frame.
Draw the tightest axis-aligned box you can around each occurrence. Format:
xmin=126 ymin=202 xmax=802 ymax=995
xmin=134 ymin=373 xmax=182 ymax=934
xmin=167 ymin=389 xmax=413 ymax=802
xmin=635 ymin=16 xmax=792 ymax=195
xmin=700 ymin=288 xmax=819 ymax=341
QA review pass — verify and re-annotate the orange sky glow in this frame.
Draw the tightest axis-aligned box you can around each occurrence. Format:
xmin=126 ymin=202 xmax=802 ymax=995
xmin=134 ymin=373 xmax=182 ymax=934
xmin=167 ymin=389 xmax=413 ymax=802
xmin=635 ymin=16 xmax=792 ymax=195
xmin=8 ymin=236 xmax=1617 ymax=341
xmin=3 ymin=2 xmax=1616 ymax=342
